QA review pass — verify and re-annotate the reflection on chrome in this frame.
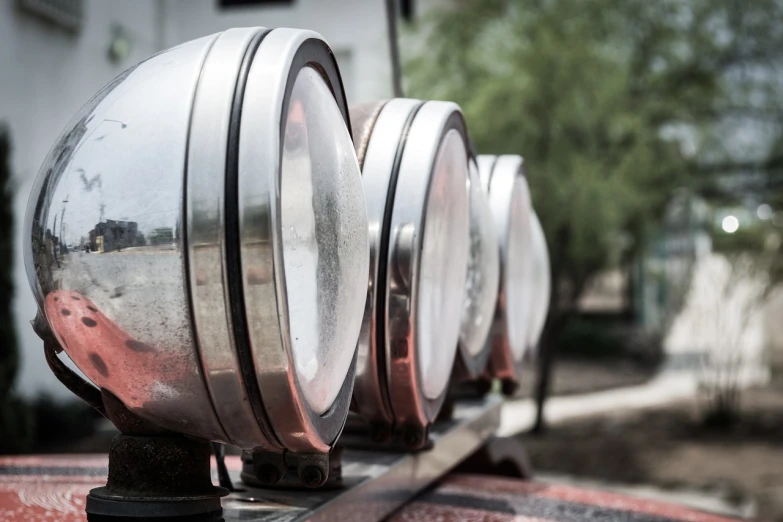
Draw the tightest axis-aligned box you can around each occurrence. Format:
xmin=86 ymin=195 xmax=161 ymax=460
xmin=25 ymin=34 xmax=230 ymax=443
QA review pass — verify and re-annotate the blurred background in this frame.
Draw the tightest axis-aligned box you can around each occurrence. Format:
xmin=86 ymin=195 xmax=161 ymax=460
xmin=2 ymin=0 xmax=783 ymax=519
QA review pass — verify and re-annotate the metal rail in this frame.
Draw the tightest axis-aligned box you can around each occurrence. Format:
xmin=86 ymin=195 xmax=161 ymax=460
xmin=223 ymin=395 xmax=502 ymax=522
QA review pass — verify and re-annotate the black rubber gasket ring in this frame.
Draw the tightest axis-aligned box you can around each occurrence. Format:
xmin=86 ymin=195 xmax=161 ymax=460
xmin=224 ymin=27 xmax=283 ymax=450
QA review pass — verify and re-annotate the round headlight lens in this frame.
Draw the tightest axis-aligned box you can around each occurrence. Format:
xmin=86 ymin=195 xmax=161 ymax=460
xmin=505 ymin=177 xmax=534 ymax=360
xmin=528 ymin=211 xmax=550 ymax=351
xmin=418 ymin=129 xmax=470 ymax=399
xmin=460 ymin=160 xmax=500 ymax=360
xmin=281 ymin=66 xmax=367 ymax=416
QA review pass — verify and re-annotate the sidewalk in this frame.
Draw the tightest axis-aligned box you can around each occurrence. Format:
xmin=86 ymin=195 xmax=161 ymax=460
xmin=498 ymin=371 xmax=699 ymax=436
xmin=500 ymin=372 xmax=760 ymax=519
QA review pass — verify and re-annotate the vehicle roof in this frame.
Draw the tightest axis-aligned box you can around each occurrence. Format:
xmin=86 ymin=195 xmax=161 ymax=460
xmin=0 ymin=455 xmax=742 ymax=521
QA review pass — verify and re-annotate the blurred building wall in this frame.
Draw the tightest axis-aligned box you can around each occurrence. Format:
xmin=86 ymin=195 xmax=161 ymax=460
xmin=160 ymin=0 xmax=393 ymax=106
xmin=1 ymin=0 xmax=393 ymax=399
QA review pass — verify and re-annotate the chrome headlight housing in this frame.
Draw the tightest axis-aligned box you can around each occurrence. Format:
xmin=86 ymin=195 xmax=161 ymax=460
xmin=476 ymin=155 xmax=535 ymax=393
xmin=350 ymin=99 xmax=470 ymax=446
xmin=25 ymin=27 xmax=369 ymax=454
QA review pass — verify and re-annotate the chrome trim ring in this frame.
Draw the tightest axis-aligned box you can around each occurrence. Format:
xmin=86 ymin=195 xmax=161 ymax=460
xmin=477 ymin=155 xmax=534 ymax=389
xmin=187 ymin=27 xmax=280 ymax=452
xmin=237 ymin=28 xmax=366 ymax=453
xmin=387 ymin=101 xmax=470 ymax=426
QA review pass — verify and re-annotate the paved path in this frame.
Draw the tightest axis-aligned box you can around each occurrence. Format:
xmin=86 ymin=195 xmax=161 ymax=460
xmin=499 ymin=371 xmax=699 ymax=436
xmin=499 ymin=372 xmax=757 ymax=518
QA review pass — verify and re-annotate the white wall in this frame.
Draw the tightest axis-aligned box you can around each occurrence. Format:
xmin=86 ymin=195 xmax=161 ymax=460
xmin=1 ymin=0 xmax=392 ymax=398
xmin=161 ymin=0 xmax=393 ymax=105
xmin=1 ymin=0 xmax=161 ymax=398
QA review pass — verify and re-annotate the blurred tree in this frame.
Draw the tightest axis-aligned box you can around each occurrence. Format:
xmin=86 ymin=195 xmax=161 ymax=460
xmin=0 ymin=124 xmax=34 ymax=453
xmin=405 ymin=0 xmax=783 ymax=431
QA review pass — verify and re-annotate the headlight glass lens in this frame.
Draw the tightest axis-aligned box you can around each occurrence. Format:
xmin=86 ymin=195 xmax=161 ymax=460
xmin=461 ymin=161 xmax=500 ymax=357
xmin=418 ymin=129 xmax=469 ymax=399
xmin=280 ymin=66 xmax=366 ymax=415
xmin=528 ymin=211 xmax=550 ymax=349
xmin=506 ymin=178 xmax=534 ymax=359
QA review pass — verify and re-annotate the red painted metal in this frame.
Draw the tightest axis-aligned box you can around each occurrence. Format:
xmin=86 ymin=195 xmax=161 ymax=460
xmin=44 ymin=290 xmax=190 ymax=412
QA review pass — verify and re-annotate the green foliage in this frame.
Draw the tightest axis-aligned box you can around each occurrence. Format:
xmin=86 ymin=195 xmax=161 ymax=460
xmin=556 ymin=316 xmax=662 ymax=365
xmin=712 ymin=224 xmax=769 ymax=253
xmin=557 ymin=318 xmax=626 ymax=359
xmin=405 ymin=0 xmax=783 ymax=303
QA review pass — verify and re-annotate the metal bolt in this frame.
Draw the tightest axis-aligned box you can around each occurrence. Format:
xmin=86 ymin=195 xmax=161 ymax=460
xmin=255 ymin=463 xmax=281 ymax=485
xmin=300 ymin=465 xmax=325 ymax=488
xmin=403 ymin=427 xmax=423 ymax=449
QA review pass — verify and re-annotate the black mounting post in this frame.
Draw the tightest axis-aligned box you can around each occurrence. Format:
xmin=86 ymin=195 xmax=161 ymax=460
xmin=87 ymin=434 xmax=227 ymax=521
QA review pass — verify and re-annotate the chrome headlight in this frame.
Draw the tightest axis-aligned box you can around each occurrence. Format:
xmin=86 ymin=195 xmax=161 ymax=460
xmin=476 ymin=155 xmax=535 ymax=393
xmin=350 ymin=99 xmax=470 ymax=447
xmin=454 ymin=158 xmax=500 ymax=380
xmin=25 ymin=27 xmax=368 ymax=455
